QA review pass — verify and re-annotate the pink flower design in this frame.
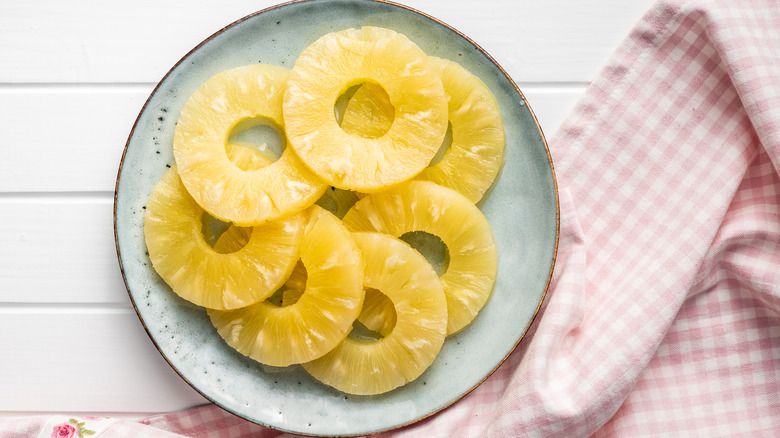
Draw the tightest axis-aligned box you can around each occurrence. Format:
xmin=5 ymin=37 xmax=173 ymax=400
xmin=51 ymin=423 xmax=77 ymax=438
xmin=51 ymin=419 xmax=95 ymax=438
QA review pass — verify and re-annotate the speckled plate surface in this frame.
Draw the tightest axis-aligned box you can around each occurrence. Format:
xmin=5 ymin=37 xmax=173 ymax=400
xmin=114 ymin=0 xmax=558 ymax=435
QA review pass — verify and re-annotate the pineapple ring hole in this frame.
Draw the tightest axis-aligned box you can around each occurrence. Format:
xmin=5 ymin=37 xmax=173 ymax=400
xmin=399 ymin=231 xmax=450 ymax=277
xmin=201 ymin=212 xmax=230 ymax=247
xmin=266 ymin=287 xmax=289 ymax=307
xmin=266 ymin=260 xmax=306 ymax=307
xmin=429 ymin=121 xmax=453 ymax=167
xmin=227 ymin=116 xmax=286 ymax=162
xmin=315 ymin=187 xmax=360 ymax=219
xmin=200 ymin=213 xmax=251 ymax=254
xmin=348 ymin=319 xmax=384 ymax=342
xmin=349 ymin=288 xmax=397 ymax=342
xmin=333 ymin=83 xmax=361 ymax=125
xmin=335 ymin=82 xmax=395 ymax=138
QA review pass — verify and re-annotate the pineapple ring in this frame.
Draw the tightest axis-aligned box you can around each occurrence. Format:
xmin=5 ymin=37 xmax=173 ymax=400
xmin=283 ymin=26 xmax=448 ymax=192
xmin=341 ymin=57 xmax=506 ymax=203
xmin=173 ymin=64 xmax=328 ymax=226
xmin=303 ymin=232 xmax=447 ymax=395
xmin=144 ymin=166 xmax=305 ymax=310
xmin=208 ymin=205 xmax=364 ymax=367
xmin=342 ymin=180 xmax=497 ymax=335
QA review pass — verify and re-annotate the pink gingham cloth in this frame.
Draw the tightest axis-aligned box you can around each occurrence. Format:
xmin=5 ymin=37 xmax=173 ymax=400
xmin=4 ymin=0 xmax=779 ymax=436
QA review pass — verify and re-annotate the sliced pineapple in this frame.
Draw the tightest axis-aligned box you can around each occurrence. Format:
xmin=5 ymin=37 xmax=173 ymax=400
xmin=173 ymin=64 xmax=328 ymax=226
xmin=208 ymin=205 xmax=364 ymax=367
xmin=303 ymin=232 xmax=447 ymax=395
xmin=283 ymin=26 xmax=448 ymax=192
xmin=341 ymin=57 xmax=505 ymax=203
xmin=342 ymin=180 xmax=497 ymax=335
xmin=144 ymin=166 xmax=304 ymax=310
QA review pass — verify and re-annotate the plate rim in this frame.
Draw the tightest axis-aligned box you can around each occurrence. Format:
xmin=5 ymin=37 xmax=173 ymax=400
xmin=113 ymin=0 xmax=560 ymax=435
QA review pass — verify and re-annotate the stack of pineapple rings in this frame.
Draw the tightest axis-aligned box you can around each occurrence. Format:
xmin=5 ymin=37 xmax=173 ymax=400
xmin=144 ymin=26 xmax=505 ymax=396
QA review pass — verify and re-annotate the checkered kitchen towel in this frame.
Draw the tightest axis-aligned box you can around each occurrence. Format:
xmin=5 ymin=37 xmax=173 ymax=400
xmin=3 ymin=0 xmax=779 ymax=436
xmin=400 ymin=0 xmax=780 ymax=434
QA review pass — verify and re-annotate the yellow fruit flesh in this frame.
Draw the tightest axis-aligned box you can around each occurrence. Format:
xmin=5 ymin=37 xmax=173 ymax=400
xmin=283 ymin=26 xmax=448 ymax=192
xmin=144 ymin=166 xmax=305 ymax=310
xmin=208 ymin=206 xmax=364 ymax=367
xmin=342 ymin=180 xmax=497 ymax=335
xmin=173 ymin=64 xmax=327 ymax=226
xmin=341 ymin=57 xmax=505 ymax=203
xmin=303 ymin=232 xmax=447 ymax=395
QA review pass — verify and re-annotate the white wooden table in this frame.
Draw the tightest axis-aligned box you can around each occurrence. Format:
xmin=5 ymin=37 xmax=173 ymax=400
xmin=0 ymin=0 xmax=654 ymax=419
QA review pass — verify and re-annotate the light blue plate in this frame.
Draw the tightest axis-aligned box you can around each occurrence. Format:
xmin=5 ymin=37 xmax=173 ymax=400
xmin=114 ymin=0 xmax=559 ymax=435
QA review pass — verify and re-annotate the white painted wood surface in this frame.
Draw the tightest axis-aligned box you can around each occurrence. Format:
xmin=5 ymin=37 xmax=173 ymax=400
xmin=0 ymin=0 xmax=654 ymax=418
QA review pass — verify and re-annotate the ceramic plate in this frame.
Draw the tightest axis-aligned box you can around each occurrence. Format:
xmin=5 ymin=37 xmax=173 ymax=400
xmin=114 ymin=0 xmax=558 ymax=435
